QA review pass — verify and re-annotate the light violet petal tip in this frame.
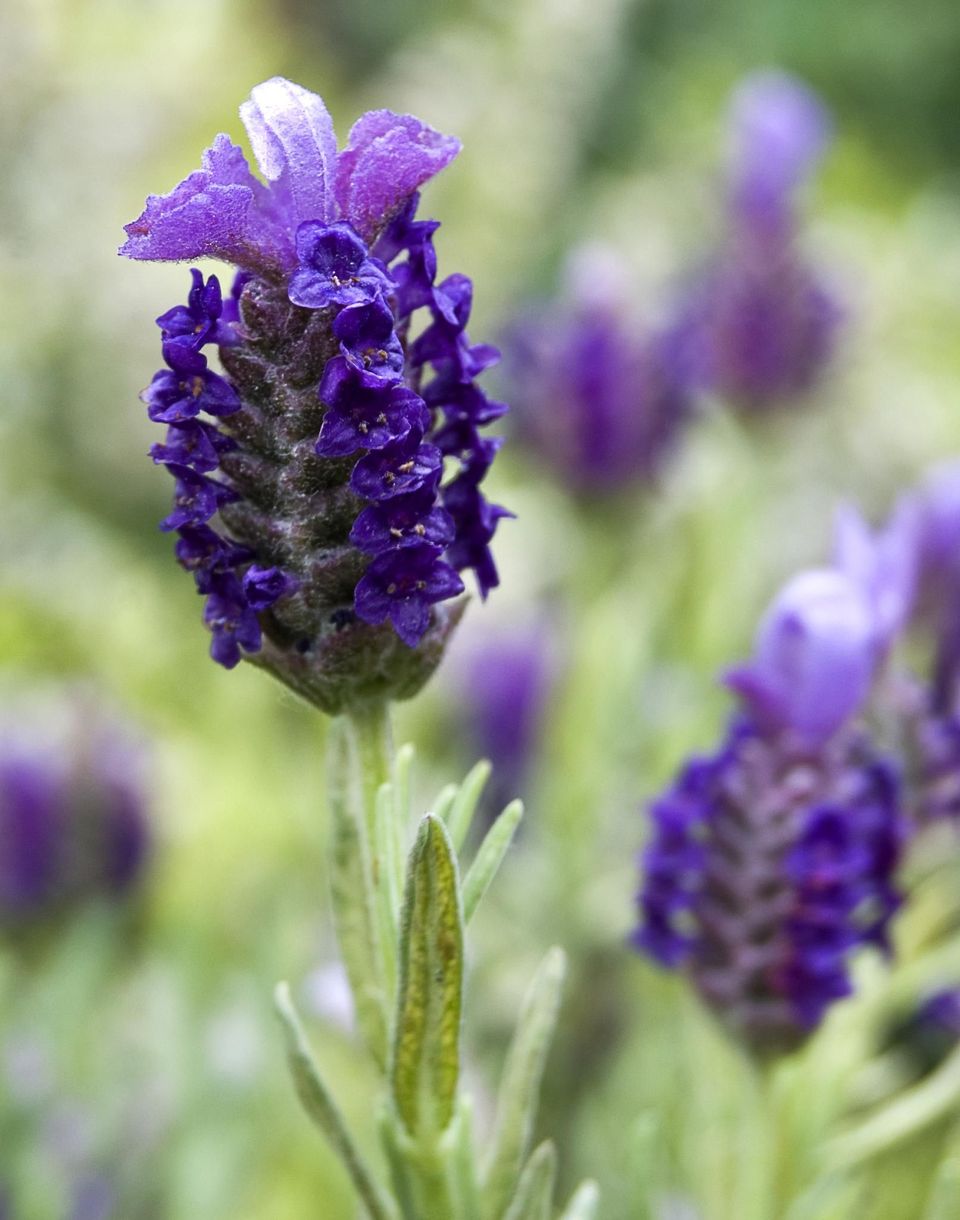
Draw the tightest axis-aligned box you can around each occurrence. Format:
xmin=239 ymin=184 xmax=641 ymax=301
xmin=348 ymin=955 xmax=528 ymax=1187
xmin=336 ymin=109 xmax=461 ymax=239
xmin=730 ymin=70 xmax=832 ymax=192
xmin=239 ymin=76 xmax=337 ymax=227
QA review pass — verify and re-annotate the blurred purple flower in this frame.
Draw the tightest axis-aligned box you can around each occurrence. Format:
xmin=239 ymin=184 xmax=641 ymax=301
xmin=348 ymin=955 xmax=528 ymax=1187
xmin=637 ymin=555 xmax=905 ymax=1056
xmin=728 ymin=71 xmax=832 ymax=237
xmin=833 ymin=500 xmax=918 ymax=657
xmin=680 ymin=71 xmax=842 ymax=412
xmin=0 ymin=705 xmax=151 ymax=935
xmin=725 ymin=568 xmax=879 ymax=747
xmin=506 ymin=248 xmax=695 ymax=497
xmin=636 ymin=713 xmax=904 ymax=1057
xmin=455 ymin=623 xmax=555 ymax=813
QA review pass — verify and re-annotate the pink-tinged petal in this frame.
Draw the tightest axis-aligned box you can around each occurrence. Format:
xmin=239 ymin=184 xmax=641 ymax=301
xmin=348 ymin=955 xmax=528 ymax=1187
xmin=120 ymin=135 xmax=293 ymax=273
xmin=239 ymin=77 xmax=337 ymax=228
xmin=336 ymin=110 xmax=461 ymax=239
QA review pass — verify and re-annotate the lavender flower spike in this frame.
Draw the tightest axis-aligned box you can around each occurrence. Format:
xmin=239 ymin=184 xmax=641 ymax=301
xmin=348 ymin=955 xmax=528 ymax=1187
xmin=636 ymin=563 xmax=905 ymax=1057
xmin=122 ymin=80 xmax=508 ymax=711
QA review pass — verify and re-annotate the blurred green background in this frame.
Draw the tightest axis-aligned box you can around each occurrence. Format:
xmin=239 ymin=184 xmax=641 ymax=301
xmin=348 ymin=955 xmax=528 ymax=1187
xmin=4 ymin=0 xmax=960 ymax=1216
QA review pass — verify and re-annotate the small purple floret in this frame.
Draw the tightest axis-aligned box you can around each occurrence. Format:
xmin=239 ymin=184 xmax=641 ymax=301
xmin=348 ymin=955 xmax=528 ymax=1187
xmin=355 ymin=544 xmax=465 ymax=646
xmin=289 ymin=221 xmax=392 ymax=310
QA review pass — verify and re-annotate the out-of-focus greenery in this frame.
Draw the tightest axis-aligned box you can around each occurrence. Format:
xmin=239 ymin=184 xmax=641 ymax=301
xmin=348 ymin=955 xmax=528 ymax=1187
xmin=4 ymin=0 xmax=960 ymax=1217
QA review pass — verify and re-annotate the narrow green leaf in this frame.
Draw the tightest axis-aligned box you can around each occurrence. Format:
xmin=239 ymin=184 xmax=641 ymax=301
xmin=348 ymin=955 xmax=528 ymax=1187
xmin=503 ymin=1141 xmax=557 ymax=1220
xmin=391 ymin=814 xmax=464 ymax=1140
xmin=462 ymin=800 xmax=523 ymax=923
xmin=328 ymin=720 xmax=389 ymax=1067
xmin=558 ymin=1180 xmax=600 ymax=1220
xmin=446 ymin=759 xmax=492 ymax=852
xmin=482 ymin=947 xmax=566 ymax=1220
xmin=450 ymin=1096 xmax=483 ymax=1220
xmin=830 ymin=1044 xmax=960 ymax=1165
xmin=924 ymin=1144 xmax=960 ymax=1220
xmin=433 ymin=782 xmax=460 ymax=824
xmin=274 ymin=983 xmax=398 ymax=1220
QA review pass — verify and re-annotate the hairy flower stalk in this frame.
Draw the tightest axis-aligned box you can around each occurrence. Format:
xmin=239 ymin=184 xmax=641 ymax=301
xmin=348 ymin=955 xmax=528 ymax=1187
xmin=121 ymin=78 xmax=509 ymax=712
xmin=636 ymin=564 xmax=908 ymax=1056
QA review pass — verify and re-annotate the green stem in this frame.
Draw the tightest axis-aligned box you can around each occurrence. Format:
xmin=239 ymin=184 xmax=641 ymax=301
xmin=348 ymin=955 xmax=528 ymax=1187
xmin=733 ymin=1060 xmax=779 ymax=1220
xmin=347 ymin=700 xmax=394 ymax=844
xmin=344 ymin=700 xmax=399 ymax=1025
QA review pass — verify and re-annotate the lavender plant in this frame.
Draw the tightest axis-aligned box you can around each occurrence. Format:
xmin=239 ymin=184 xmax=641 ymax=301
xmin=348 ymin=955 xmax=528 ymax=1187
xmin=121 ymin=78 xmax=593 ymax=1220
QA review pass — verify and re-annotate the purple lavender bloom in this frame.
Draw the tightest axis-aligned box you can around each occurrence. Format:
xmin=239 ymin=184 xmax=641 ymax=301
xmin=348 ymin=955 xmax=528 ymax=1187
xmin=725 ymin=569 xmax=878 ymax=747
xmin=0 ymin=709 xmax=151 ymax=936
xmin=455 ymin=622 xmax=555 ymax=814
xmin=635 ymin=716 xmax=904 ymax=1057
xmin=679 ymin=71 xmax=842 ymax=413
xmin=505 ymin=246 xmax=696 ymax=498
xmin=121 ymin=80 xmax=507 ymax=710
xmin=637 ymin=558 xmax=905 ymax=1056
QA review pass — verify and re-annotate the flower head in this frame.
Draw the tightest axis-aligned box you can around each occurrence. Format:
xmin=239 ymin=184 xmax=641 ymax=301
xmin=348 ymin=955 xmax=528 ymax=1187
xmin=121 ymin=80 xmax=507 ymax=711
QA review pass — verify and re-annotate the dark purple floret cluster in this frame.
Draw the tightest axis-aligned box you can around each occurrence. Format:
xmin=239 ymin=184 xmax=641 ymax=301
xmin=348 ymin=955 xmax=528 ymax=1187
xmin=636 ymin=718 xmax=904 ymax=1055
xmin=0 ymin=711 xmax=151 ymax=936
xmin=144 ymin=270 xmax=295 ymax=668
xmin=122 ymin=79 xmax=508 ymax=706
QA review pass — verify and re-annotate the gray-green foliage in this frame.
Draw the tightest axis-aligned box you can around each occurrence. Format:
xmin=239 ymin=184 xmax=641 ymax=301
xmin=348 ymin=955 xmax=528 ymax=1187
xmin=276 ymin=718 xmax=599 ymax=1219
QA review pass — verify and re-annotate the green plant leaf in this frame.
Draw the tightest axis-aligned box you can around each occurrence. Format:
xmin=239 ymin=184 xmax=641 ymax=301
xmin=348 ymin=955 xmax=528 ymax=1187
xmin=274 ymin=983 xmax=398 ymax=1220
xmin=558 ymin=1180 xmax=600 ymax=1220
xmin=433 ymin=781 xmax=460 ymax=824
xmin=503 ymin=1141 xmax=557 ymax=1220
xmin=462 ymin=799 xmax=523 ymax=923
xmin=482 ymin=947 xmax=566 ymax=1220
xmin=391 ymin=814 xmax=464 ymax=1140
xmin=445 ymin=759 xmax=492 ymax=853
